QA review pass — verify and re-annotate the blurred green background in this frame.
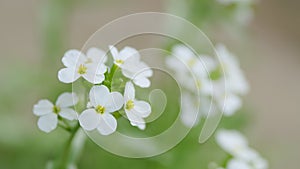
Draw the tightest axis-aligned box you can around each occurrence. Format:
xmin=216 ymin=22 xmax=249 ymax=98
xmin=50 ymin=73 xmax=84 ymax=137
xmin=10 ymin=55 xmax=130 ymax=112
xmin=0 ymin=0 xmax=299 ymax=168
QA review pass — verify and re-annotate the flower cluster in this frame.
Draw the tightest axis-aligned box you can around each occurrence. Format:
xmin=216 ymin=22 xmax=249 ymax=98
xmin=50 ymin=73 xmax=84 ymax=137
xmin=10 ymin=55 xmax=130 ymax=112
xmin=33 ymin=46 xmax=152 ymax=135
xmin=166 ymin=44 xmax=249 ymax=127
xmin=213 ymin=129 xmax=268 ymax=169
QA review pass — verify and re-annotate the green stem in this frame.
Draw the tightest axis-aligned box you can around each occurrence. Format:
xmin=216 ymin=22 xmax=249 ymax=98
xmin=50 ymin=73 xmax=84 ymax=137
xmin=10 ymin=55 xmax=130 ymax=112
xmin=57 ymin=123 xmax=81 ymax=169
xmin=103 ymin=64 xmax=119 ymax=90
xmin=55 ymin=65 xmax=119 ymax=169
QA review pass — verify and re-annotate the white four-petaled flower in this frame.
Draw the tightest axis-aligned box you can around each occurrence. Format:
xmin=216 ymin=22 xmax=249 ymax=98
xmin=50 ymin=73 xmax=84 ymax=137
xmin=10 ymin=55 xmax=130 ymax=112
xmin=33 ymin=92 xmax=78 ymax=133
xmin=109 ymin=45 xmax=153 ymax=88
xmin=58 ymin=48 xmax=107 ymax=84
xmin=78 ymin=85 xmax=123 ymax=135
xmin=214 ymin=44 xmax=249 ymax=116
xmin=215 ymin=129 xmax=268 ymax=169
xmin=166 ymin=44 xmax=216 ymax=95
xmin=124 ymin=82 xmax=151 ymax=130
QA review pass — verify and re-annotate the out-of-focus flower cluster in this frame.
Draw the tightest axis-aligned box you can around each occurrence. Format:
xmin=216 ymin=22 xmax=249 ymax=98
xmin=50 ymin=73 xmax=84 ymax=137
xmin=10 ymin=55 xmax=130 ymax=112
xmin=211 ymin=129 xmax=268 ymax=169
xmin=166 ymin=44 xmax=249 ymax=127
xmin=34 ymin=46 xmax=152 ymax=135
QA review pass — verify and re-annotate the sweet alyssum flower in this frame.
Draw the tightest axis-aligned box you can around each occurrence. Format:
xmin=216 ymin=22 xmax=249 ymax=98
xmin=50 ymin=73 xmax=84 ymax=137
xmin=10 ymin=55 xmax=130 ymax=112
xmin=215 ymin=129 xmax=268 ymax=169
xmin=33 ymin=92 xmax=78 ymax=133
xmin=78 ymin=85 xmax=123 ymax=135
xmin=124 ymin=81 xmax=151 ymax=130
xmin=58 ymin=48 xmax=107 ymax=84
xmin=109 ymin=45 xmax=153 ymax=88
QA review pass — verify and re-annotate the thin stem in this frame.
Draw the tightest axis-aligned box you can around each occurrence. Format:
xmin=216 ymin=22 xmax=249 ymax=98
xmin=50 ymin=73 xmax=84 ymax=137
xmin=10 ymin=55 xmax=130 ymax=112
xmin=57 ymin=123 xmax=81 ymax=169
xmin=106 ymin=64 xmax=119 ymax=90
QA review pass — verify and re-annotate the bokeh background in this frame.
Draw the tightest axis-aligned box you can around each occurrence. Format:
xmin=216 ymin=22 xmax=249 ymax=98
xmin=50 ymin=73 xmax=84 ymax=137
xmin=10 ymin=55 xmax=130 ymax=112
xmin=0 ymin=0 xmax=299 ymax=168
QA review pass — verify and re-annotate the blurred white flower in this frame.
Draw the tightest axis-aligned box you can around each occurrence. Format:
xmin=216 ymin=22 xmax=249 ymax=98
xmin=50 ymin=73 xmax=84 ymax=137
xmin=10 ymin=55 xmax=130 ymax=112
xmin=109 ymin=45 xmax=153 ymax=88
xmin=216 ymin=129 xmax=249 ymax=157
xmin=166 ymin=45 xmax=216 ymax=95
xmin=33 ymin=92 xmax=78 ymax=133
xmin=180 ymin=92 xmax=200 ymax=128
xmin=215 ymin=129 xmax=268 ymax=169
xmin=216 ymin=44 xmax=249 ymax=95
xmin=58 ymin=48 xmax=107 ymax=84
xmin=227 ymin=158 xmax=251 ymax=169
xmin=213 ymin=44 xmax=249 ymax=116
xmin=124 ymin=81 xmax=151 ymax=130
xmin=78 ymin=85 xmax=123 ymax=135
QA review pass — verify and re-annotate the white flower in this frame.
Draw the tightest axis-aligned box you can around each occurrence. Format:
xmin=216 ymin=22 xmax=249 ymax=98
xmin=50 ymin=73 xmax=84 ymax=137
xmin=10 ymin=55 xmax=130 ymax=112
xmin=124 ymin=82 xmax=151 ymax=130
xmin=78 ymin=85 xmax=123 ymax=135
xmin=216 ymin=44 xmax=249 ymax=95
xmin=166 ymin=45 xmax=216 ymax=95
xmin=58 ymin=48 xmax=107 ymax=84
xmin=109 ymin=45 xmax=153 ymax=88
xmin=213 ymin=81 xmax=242 ymax=116
xmin=216 ymin=129 xmax=268 ymax=169
xmin=33 ymin=92 xmax=78 ymax=133
xmin=212 ymin=44 xmax=249 ymax=116
xmin=180 ymin=92 xmax=200 ymax=128
xmin=215 ymin=129 xmax=249 ymax=157
xmin=227 ymin=157 xmax=268 ymax=169
xmin=227 ymin=158 xmax=251 ymax=169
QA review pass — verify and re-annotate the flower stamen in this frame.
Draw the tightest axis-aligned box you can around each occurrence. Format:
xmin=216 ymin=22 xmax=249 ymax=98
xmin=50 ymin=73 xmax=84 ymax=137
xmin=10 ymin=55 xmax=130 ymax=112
xmin=115 ymin=59 xmax=124 ymax=65
xmin=53 ymin=105 xmax=61 ymax=114
xmin=95 ymin=105 xmax=106 ymax=114
xmin=125 ymin=100 xmax=134 ymax=110
xmin=78 ymin=64 xmax=87 ymax=74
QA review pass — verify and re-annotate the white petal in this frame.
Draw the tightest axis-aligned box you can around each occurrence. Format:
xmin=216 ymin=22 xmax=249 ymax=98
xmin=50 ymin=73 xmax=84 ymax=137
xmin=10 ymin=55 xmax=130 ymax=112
xmin=62 ymin=50 xmax=86 ymax=67
xmin=215 ymin=129 xmax=248 ymax=156
xmin=109 ymin=45 xmax=120 ymax=60
xmin=58 ymin=67 xmax=80 ymax=83
xmin=125 ymin=109 xmax=144 ymax=124
xmin=59 ymin=108 xmax=78 ymax=120
xmin=180 ymin=92 xmax=199 ymax=127
xmin=95 ymin=63 xmax=107 ymax=75
xmin=222 ymin=94 xmax=242 ymax=116
xmin=56 ymin=92 xmax=78 ymax=108
xmin=227 ymin=158 xmax=251 ymax=169
xmin=89 ymin=85 xmax=110 ymax=107
xmin=82 ymin=66 xmax=105 ymax=84
xmin=104 ymin=92 xmax=124 ymax=113
xmin=134 ymin=100 xmax=151 ymax=118
xmin=130 ymin=119 xmax=146 ymax=130
xmin=173 ymin=45 xmax=195 ymax=63
xmin=86 ymin=47 xmax=107 ymax=63
xmin=37 ymin=113 xmax=58 ymax=133
xmin=119 ymin=46 xmax=140 ymax=61
xmin=78 ymin=109 xmax=100 ymax=131
xmin=97 ymin=113 xmax=117 ymax=135
xmin=166 ymin=57 xmax=185 ymax=72
xmin=133 ymin=77 xmax=151 ymax=88
xmin=33 ymin=100 xmax=53 ymax=116
xmin=124 ymin=81 xmax=135 ymax=101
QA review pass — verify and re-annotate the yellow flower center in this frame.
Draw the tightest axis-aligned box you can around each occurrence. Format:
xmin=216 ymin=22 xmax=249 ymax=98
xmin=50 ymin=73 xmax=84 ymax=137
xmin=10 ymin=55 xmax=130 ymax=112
xmin=188 ymin=58 xmax=197 ymax=67
xmin=125 ymin=100 xmax=134 ymax=110
xmin=78 ymin=64 xmax=87 ymax=74
xmin=115 ymin=59 xmax=124 ymax=65
xmin=53 ymin=106 xmax=61 ymax=114
xmin=95 ymin=105 xmax=106 ymax=114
